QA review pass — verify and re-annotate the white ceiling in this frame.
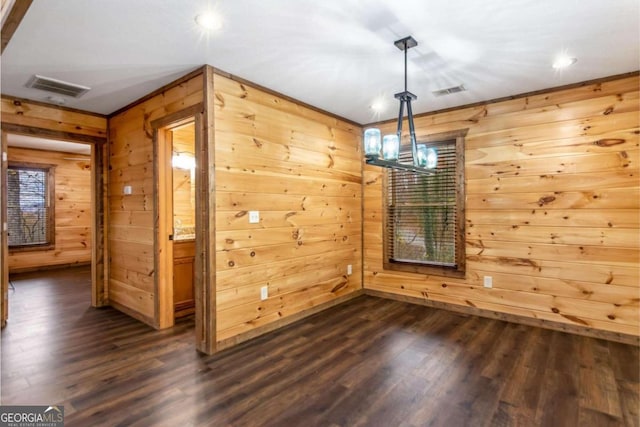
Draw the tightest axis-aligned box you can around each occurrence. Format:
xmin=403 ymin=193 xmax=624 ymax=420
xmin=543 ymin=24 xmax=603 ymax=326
xmin=1 ymin=0 xmax=638 ymax=124
xmin=6 ymin=134 xmax=92 ymax=155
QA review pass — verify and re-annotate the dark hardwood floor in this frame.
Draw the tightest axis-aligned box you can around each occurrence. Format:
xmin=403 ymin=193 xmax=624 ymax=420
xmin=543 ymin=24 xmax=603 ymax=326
xmin=1 ymin=266 xmax=638 ymax=426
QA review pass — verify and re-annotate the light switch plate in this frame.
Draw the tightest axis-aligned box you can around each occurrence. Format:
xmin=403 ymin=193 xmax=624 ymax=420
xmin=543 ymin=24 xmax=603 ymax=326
xmin=260 ymin=285 xmax=268 ymax=300
xmin=123 ymin=185 xmax=132 ymax=195
xmin=249 ymin=210 xmax=260 ymax=224
xmin=483 ymin=276 xmax=493 ymax=288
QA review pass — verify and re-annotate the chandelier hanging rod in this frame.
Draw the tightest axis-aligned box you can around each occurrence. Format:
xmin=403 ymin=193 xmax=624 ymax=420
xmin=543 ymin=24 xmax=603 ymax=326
xmin=363 ymin=36 xmax=437 ymax=175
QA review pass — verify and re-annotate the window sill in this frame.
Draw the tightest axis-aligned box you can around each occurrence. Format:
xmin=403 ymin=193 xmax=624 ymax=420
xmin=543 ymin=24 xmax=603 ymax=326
xmin=9 ymin=244 xmax=55 ymax=254
xmin=383 ymin=260 xmax=466 ymax=278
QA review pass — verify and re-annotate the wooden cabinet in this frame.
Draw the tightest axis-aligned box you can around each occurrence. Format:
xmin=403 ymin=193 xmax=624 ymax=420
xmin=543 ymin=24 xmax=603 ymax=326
xmin=173 ymin=240 xmax=195 ymax=318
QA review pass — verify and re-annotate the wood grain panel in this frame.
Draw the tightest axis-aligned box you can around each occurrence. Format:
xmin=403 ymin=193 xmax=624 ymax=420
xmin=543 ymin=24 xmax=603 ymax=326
xmin=466 ymin=188 xmax=639 ymax=210
xmin=365 ymin=280 xmax=638 ymax=336
xmin=216 ymin=222 xmax=361 ymax=250
xmin=467 ymin=169 xmax=637 ymax=194
xmin=217 ymin=207 xmax=358 ymax=231
xmin=217 ymin=280 xmax=360 ymax=340
xmin=466 ymin=240 xmax=638 ymax=266
xmin=1 ymin=97 xmax=106 ymax=138
xmin=410 ymin=90 xmax=638 ymax=136
xmin=215 ymin=169 xmax=361 ymax=197
xmin=108 ymin=72 xmax=204 ymax=326
xmin=7 ymin=147 xmax=92 ymax=272
xmin=217 ymin=191 xmax=361 ymax=212
xmin=466 ymin=208 xmax=639 ymax=228
xmin=467 ymin=149 xmax=637 ymax=179
xmin=366 ymin=275 xmax=639 ymax=327
xmin=213 ymin=72 xmax=362 ymax=344
xmin=466 ymin=224 xmax=637 ymax=247
xmin=363 ymin=74 xmax=640 ymax=337
xmin=465 ymin=113 xmax=639 ymax=150
xmin=217 ymin=248 xmax=360 ymax=291
xmin=216 ymin=240 xmax=360 ymax=274
xmin=1 ymin=0 xmax=32 ymax=53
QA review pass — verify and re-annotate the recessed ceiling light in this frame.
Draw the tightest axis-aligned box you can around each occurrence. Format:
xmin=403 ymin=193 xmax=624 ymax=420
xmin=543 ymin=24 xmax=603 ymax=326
xmin=195 ymin=11 xmax=222 ymax=31
xmin=370 ymin=99 xmax=386 ymax=113
xmin=552 ymin=55 xmax=577 ymax=69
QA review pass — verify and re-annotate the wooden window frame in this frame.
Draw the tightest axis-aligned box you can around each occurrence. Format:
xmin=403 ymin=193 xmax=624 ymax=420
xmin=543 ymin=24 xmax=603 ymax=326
xmin=7 ymin=161 xmax=56 ymax=253
xmin=382 ymin=129 xmax=467 ymax=278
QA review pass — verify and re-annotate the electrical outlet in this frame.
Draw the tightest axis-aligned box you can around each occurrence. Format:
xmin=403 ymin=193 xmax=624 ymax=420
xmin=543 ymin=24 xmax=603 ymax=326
xmin=483 ymin=276 xmax=493 ymax=288
xmin=260 ymin=285 xmax=268 ymax=300
xmin=249 ymin=211 xmax=260 ymax=224
xmin=347 ymin=264 xmax=353 ymax=275
xmin=123 ymin=185 xmax=132 ymax=195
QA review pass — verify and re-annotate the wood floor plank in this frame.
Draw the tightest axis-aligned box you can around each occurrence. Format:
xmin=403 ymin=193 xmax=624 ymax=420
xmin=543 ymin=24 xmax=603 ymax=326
xmin=1 ymin=266 xmax=638 ymax=426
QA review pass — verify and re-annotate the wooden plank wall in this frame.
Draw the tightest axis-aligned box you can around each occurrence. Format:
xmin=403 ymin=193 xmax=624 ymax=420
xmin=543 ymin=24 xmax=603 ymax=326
xmin=1 ymin=96 xmax=107 ymax=140
xmin=213 ymin=73 xmax=363 ymax=343
xmin=364 ymin=74 xmax=640 ymax=337
xmin=108 ymin=74 xmax=204 ymax=327
xmin=7 ymin=147 xmax=92 ymax=271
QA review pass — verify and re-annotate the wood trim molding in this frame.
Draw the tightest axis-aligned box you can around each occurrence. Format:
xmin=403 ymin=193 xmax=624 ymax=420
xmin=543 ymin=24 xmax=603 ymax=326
xmin=152 ymin=126 xmax=173 ymax=330
xmin=92 ymin=140 xmax=107 ymax=307
xmin=195 ymin=65 xmax=217 ymax=355
xmin=215 ymin=289 xmax=365 ymax=353
xmin=149 ymin=104 xmax=203 ymax=130
xmin=0 ymin=123 xmax=107 ymax=145
xmin=1 ymin=0 xmax=32 ymax=54
xmin=8 ymin=261 xmax=91 ymax=275
xmin=0 ymin=95 xmax=108 ymax=119
xmin=365 ymin=289 xmax=640 ymax=346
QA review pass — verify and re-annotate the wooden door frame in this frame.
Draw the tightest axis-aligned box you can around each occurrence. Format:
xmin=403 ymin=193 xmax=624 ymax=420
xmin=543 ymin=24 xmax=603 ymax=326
xmin=0 ymin=125 xmax=108 ymax=328
xmin=154 ymin=123 xmax=177 ymax=329
xmin=151 ymin=104 xmax=216 ymax=353
xmin=150 ymin=68 xmax=216 ymax=354
xmin=1 ymin=131 xmax=8 ymax=327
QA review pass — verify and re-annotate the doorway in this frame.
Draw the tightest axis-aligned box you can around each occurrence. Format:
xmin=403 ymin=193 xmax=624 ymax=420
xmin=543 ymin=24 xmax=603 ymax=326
xmin=169 ymin=122 xmax=197 ymax=319
xmin=1 ymin=131 xmax=104 ymax=326
xmin=155 ymin=117 xmax=197 ymax=328
xmin=152 ymin=104 xmax=215 ymax=354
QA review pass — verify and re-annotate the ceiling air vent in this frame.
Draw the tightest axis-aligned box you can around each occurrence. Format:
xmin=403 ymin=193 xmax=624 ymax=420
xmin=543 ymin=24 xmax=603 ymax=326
xmin=432 ymin=84 xmax=466 ymax=97
xmin=25 ymin=75 xmax=91 ymax=98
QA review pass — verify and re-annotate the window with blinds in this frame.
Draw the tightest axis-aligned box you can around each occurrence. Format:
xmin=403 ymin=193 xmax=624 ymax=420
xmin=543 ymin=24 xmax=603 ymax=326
xmin=383 ymin=130 xmax=466 ymax=277
xmin=7 ymin=163 xmax=55 ymax=251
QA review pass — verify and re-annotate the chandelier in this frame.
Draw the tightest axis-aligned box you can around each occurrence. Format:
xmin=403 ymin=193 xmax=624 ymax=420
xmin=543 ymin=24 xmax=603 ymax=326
xmin=363 ymin=36 xmax=437 ymax=174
